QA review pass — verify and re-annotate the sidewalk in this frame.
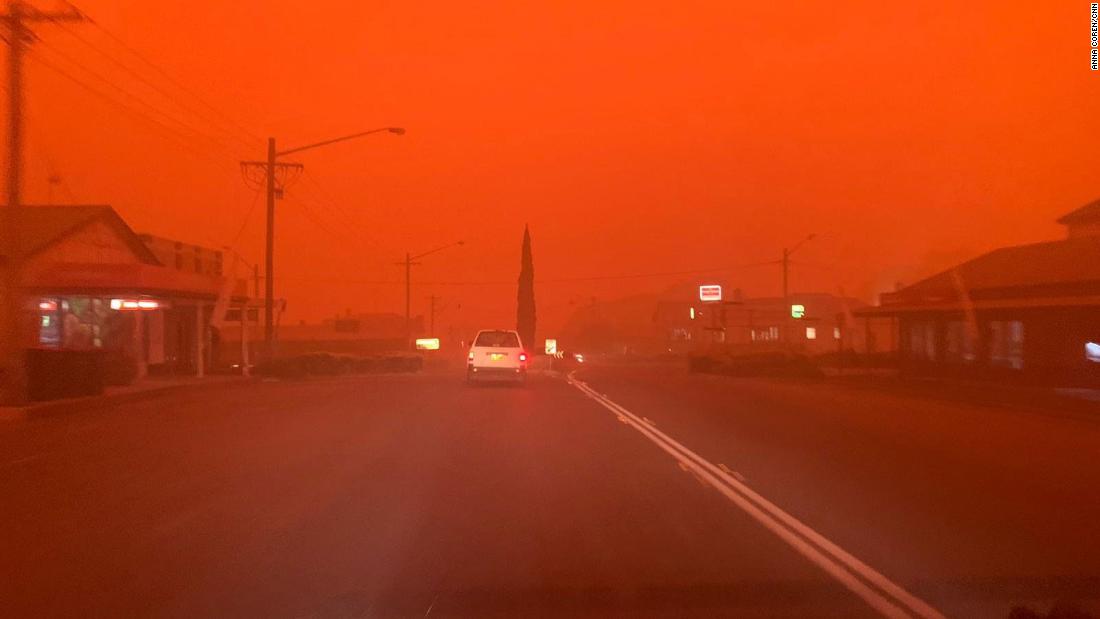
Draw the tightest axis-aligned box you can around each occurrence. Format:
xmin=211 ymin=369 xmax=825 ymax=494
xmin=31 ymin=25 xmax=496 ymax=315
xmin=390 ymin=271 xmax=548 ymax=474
xmin=0 ymin=374 xmax=251 ymax=422
xmin=817 ymin=371 xmax=1100 ymax=421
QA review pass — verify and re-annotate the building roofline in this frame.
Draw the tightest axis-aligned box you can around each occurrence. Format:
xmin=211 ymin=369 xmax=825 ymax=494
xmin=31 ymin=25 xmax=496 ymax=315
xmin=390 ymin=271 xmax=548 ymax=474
xmin=20 ymin=204 xmax=161 ymax=265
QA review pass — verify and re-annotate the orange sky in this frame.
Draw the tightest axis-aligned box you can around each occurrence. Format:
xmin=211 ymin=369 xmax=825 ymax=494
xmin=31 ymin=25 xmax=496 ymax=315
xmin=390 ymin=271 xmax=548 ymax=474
xmin=10 ymin=0 xmax=1100 ymax=335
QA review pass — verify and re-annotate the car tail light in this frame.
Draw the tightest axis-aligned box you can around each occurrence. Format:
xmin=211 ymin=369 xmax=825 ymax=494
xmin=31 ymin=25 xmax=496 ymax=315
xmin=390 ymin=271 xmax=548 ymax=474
xmin=468 ymin=351 xmax=475 ymax=360
xmin=519 ymin=353 xmax=527 ymax=362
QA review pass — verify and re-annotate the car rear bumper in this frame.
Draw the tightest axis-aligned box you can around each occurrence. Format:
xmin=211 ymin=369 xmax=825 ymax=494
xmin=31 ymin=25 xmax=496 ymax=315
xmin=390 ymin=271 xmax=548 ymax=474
xmin=468 ymin=366 xmax=527 ymax=381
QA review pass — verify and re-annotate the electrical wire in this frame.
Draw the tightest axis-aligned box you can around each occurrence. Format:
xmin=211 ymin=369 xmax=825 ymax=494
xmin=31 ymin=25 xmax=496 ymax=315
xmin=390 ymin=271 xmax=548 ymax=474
xmin=284 ymin=190 xmax=377 ymax=252
xmin=53 ymin=19 xmax=260 ymax=152
xmin=34 ymin=37 xmax=249 ymax=160
xmin=68 ymin=2 xmax=263 ymax=145
xmin=274 ymin=259 xmax=782 ymax=287
xmin=226 ymin=186 xmax=263 ymax=248
xmin=299 ymin=170 xmax=365 ymax=228
xmin=26 ymin=51 xmax=238 ymax=173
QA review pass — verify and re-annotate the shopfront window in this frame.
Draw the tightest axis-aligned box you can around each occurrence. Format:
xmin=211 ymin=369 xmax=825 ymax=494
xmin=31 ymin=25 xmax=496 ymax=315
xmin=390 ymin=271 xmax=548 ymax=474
xmin=37 ymin=299 xmax=61 ymax=347
xmin=62 ymin=297 xmax=107 ymax=348
xmin=907 ymin=321 xmax=937 ymax=361
xmin=945 ymin=320 xmax=977 ymax=364
xmin=751 ymin=326 xmax=780 ymax=342
xmin=989 ymin=320 xmax=1025 ymax=369
xmin=36 ymin=296 xmax=136 ymax=350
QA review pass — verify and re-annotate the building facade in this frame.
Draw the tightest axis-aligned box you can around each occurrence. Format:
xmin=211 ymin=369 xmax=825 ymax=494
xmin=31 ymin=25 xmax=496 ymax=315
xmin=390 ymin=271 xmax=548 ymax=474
xmin=856 ymin=202 xmax=1100 ymax=386
xmin=21 ymin=205 xmax=248 ymax=388
xmin=655 ymin=292 xmax=869 ymax=356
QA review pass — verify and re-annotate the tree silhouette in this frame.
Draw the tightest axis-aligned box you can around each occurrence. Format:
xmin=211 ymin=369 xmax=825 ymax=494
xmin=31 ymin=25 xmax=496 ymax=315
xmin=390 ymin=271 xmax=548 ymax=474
xmin=516 ymin=225 xmax=536 ymax=350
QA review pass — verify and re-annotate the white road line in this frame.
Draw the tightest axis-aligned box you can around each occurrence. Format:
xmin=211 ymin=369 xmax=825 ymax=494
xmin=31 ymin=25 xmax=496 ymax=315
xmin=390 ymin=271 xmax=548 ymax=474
xmin=566 ymin=372 xmax=947 ymax=619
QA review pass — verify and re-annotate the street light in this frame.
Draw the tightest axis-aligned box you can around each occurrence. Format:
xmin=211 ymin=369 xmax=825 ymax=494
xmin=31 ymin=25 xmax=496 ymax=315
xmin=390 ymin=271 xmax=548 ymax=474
xmin=399 ymin=241 xmax=464 ymax=347
xmin=275 ymin=127 xmax=406 ymax=157
xmin=241 ymin=126 xmax=405 ymax=358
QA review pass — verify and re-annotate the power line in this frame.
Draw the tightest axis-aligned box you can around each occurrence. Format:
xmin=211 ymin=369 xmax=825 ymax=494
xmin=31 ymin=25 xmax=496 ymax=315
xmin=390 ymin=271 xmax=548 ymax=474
xmin=72 ymin=3 xmax=263 ymax=144
xmin=53 ymin=19 xmax=259 ymax=152
xmin=226 ymin=185 xmax=263 ymax=248
xmin=27 ymin=51 xmax=240 ymax=174
xmin=290 ymin=185 xmax=388 ymax=259
xmin=282 ymin=189 xmax=379 ymax=254
xmin=275 ymin=259 xmax=782 ymax=287
xmin=536 ymin=260 xmax=781 ymax=283
xmin=33 ymin=37 xmax=248 ymax=159
xmin=291 ymin=181 xmax=361 ymax=233
xmin=300 ymin=169 xmax=365 ymax=228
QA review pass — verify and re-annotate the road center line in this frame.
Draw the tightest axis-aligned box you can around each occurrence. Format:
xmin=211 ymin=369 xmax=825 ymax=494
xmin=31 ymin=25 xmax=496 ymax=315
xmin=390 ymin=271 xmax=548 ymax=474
xmin=566 ymin=372 xmax=946 ymax=619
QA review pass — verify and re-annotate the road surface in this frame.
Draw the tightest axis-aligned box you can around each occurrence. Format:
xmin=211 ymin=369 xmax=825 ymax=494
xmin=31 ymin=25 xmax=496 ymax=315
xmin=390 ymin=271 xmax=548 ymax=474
xmin=1 ymin=362 xmax=1097 ymax=618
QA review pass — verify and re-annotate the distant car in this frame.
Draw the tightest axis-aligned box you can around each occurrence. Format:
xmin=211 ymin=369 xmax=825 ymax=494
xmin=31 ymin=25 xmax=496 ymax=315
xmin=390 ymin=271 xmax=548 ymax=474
xmin=467 ymin=329 xmax=528 ymax=385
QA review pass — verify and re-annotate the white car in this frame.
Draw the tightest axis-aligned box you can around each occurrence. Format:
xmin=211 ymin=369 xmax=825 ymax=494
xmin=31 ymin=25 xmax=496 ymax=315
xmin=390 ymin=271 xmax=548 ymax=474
xmin=467 ymin=329 xmax=528 ymax=384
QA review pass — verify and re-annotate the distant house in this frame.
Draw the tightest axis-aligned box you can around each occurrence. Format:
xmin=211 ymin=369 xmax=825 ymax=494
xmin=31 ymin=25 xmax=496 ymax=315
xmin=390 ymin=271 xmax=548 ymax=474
xmin=563 ymin=283 xmax=869 ymax=356
xmin=21 ymin=205 xmax=248 ymax=382
xmin=655 ymin=292 xmax=870 ymax=356
xmin=856 ymin=202 xmax=1100 ymax=386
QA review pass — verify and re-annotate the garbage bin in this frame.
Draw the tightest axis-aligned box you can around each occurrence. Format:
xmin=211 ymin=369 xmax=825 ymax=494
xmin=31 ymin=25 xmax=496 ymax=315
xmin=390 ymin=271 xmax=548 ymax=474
xmin=26 ymin=348 xmax=105 ymax=402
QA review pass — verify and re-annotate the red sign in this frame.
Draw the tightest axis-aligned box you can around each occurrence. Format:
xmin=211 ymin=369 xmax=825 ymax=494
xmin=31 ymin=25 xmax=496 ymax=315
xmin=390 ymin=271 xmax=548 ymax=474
xmin=698 ymin=285 xmax=722 ymax=302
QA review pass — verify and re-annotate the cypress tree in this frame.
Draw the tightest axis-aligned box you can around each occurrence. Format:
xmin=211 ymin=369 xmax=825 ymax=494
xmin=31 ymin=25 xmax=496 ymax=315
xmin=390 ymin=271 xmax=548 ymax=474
xmin=516 ymin=225 xmax=536 ymax=349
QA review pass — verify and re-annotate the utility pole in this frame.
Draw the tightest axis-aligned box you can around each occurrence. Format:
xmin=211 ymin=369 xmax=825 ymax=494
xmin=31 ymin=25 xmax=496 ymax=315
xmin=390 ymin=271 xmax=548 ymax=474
xmin=241 ymin=127 xmax=403 ymax=360
xmin=395 ymin=240 xmax=463 ymax=349
xmin=262 ymin=138 xmax=277 ymax=355
xmin=0 ymin=1 xmax=84 ymax=405
xmin=403 ymin=252 xmax=417 ymax=343
xmin=779 ymin=233 xmax=816 ymax=346
xmin=241 ymin=140 xmax=301 ymax=360
xmin=428 ymin=294 xmax=438 ymax=336
xmin=781 ymin=247 xmax=789 ymax=343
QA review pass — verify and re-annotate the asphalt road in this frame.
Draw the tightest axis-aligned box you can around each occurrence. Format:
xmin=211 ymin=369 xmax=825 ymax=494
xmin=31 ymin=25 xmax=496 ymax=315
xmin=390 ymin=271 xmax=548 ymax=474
xmin=1 ymin=362 xmax=1098 ymax=618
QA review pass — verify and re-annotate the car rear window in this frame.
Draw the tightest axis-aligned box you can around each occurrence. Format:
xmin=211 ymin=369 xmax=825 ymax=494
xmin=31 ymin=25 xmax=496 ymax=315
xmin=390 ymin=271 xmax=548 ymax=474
xmin=475 ymin=331 xmax=520 ymax=347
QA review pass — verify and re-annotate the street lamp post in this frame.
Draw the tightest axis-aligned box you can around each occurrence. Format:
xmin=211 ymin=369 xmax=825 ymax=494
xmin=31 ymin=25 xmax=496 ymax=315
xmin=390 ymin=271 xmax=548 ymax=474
xmin=241 ymin=126 xmax=405 ymax=360
xmin=398 ymin=241 xmax=464 ymax=348
xmin=782 ymin=233 xmax=816 ymax=344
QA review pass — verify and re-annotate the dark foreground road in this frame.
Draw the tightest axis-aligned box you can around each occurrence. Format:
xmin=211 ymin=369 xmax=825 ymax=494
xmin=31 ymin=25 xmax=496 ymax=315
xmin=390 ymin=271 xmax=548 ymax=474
xmin=1 ymin=364 xmax=1097 ymax=618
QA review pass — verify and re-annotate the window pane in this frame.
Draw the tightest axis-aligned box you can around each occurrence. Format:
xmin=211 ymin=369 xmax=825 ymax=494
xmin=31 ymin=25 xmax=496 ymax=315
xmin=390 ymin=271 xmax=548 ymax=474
xmin=475 ymin=331 xmax=520 ymax=347
xmin=989 ymin=320 xmax=1024 ymax=370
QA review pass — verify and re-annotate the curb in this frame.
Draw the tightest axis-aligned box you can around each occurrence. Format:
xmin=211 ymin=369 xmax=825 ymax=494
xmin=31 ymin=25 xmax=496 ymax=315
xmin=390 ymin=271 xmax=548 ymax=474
xmin=0 ymin=377 xmax=253 ymax=423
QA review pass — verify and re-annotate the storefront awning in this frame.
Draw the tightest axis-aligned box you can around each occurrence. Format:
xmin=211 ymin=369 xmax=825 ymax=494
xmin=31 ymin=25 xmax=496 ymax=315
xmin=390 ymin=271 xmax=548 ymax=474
xmin=24 ymin=262 xmax=249 ymax=302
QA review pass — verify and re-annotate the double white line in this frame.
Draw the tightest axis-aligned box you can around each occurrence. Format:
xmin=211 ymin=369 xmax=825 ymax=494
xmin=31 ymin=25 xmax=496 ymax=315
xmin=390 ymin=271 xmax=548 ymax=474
xmin=567 ymin=372 xmax=947 ymax=619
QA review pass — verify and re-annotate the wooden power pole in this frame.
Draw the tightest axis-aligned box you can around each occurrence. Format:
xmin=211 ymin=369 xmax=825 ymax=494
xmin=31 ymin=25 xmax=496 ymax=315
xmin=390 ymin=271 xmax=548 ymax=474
xmin=0 ymin=1 xmax=84 ymax=404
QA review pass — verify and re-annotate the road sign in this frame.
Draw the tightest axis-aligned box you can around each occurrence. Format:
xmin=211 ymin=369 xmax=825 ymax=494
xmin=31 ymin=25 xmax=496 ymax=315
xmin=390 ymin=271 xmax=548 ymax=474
xmin=545 ymin=339 xmax=557 ymax=355
xmin=791 ymin=304 xmax=805 ymax=319
xmin=699 ymin=285 xmax=722 ymax=302
xmin=415 ymin=338 xmax=440 ymax=350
